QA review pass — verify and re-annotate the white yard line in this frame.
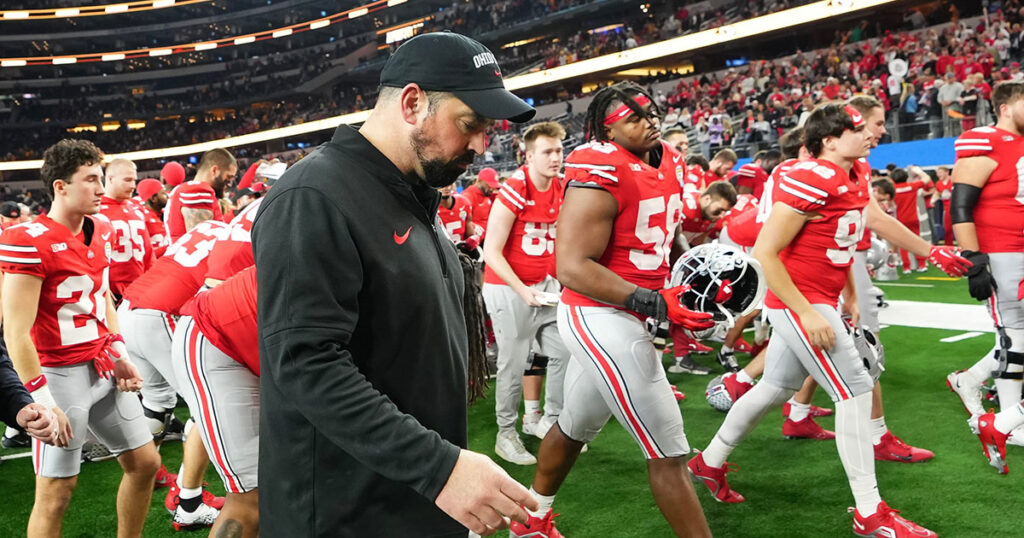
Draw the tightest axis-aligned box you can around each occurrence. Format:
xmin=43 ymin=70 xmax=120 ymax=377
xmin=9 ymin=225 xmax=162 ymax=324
xmin=879 ymin=300 xmax=993 ymax=333
xmin=939 ymin=331 xmax=986 ymax=343
xmin=0 ymin=451 xmax=31 ymax=461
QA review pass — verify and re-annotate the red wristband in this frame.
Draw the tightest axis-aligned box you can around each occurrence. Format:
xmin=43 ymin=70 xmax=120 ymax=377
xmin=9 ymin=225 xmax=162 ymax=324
xmin=107 ymin=333 xmax=125 ymax=344
xmin=24 ymin=374 xmax=47 ymax=392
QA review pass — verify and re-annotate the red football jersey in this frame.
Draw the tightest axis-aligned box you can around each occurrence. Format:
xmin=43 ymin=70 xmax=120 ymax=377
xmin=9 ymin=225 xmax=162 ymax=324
xmin=682 ymin=164 xmax=705 ymax=194
xmin=721 ymin=194 xmax=761 ymax=248
xmin=0 ymin=215 xmax=113 ymax=367
xmin=122 ymin=220 xmax=229 ymax=315
xmin=765 ymin=159 xmax=870 ymax=308
xmin=560 ymin=140 xmax=685 ymax=308
xmin=680 ymin=190 xmax=715 ymax=237
xmin=757 ymin=158 xmax=799 ymax=224
xmin=437 ymin=194 xmax=472 ymax=243
xmin=186 ymin=265 xmax=259 ymax=376
xmin=461 ymin=184 xmax=494 ymax=234
xmin=205 ymin=197 xmax=261 ymax=281
xmin=165 ymin=180 xmax=223 ymax=242
xmin=483 ymin=166 xmax=562 ymax=286
xmin=955 ymin=127 xmax=1024 ymax=253
xmin=134 ymin=199 xmax=169 ymax=258
xmin=735 ymin=163 xmax=769 ymax=201
xmin=893 ymin=179 xmax=929 ymax=227
xmin=850 ymin=159 xmax=874 ymax=251
xmin=98 ymin=196 xmax=153 ymax=297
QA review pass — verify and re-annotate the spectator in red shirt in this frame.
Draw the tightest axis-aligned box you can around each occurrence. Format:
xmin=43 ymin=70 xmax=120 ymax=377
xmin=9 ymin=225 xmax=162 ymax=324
xmin=891 ymin=167 xmax=933 ymax=272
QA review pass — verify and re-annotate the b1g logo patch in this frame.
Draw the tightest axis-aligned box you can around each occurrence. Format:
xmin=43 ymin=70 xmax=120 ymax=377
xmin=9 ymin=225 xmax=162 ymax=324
xmin=105 ymin=242 xmax=113 ymax=260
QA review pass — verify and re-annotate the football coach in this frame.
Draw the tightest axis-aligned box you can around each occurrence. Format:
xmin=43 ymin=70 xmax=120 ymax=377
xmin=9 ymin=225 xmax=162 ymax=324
xmin=252 ymin=32 xmax=538 ymax=537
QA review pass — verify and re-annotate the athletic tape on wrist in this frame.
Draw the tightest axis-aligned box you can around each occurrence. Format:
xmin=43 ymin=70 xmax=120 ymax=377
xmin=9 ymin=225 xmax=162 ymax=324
xmin=29 ymin=383 xmax=58 ymax=410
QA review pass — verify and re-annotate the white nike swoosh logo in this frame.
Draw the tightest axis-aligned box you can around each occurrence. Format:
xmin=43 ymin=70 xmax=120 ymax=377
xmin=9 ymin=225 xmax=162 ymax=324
xmin=101 ymin=233 xmax=111 ymax=240
xmin=673 ymin=156 xmax=682 ymax=163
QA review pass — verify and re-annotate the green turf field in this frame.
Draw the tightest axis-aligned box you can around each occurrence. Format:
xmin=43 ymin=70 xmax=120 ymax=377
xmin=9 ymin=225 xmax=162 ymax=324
xmin=1 ymin=269 xmax=1019 ymax=536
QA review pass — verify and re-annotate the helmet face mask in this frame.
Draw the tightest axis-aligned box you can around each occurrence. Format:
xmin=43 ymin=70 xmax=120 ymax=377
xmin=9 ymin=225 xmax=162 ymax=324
xmin=851 ymin=324 xmax=885 ymax=382
xmin=669 ymin=244 xmax=767 ymax=332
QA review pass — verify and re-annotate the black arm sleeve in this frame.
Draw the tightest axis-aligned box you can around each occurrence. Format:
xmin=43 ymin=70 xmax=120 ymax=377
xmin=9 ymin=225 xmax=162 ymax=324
xmin=950 ymin=183 xmax=981 ymax=225
xmin=0 ymin=344 xmax=33 ymax=429
xmin=253 ymin=187 xmax=459 ymax=501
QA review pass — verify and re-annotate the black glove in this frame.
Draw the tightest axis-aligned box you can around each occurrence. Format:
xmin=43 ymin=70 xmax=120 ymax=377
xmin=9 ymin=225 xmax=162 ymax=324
xmin=624 ymin=287 xmax=667 ymax=323
xmin=963 ymin=250 xmax=996 ymax=301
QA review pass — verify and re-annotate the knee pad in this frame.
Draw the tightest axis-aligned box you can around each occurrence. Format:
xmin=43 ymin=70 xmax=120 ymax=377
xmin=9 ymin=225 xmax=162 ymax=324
xmin=994 ymin=350 xmax=1024 ymax=380
xmin=524 ymin=354 xmax=549 ymax=376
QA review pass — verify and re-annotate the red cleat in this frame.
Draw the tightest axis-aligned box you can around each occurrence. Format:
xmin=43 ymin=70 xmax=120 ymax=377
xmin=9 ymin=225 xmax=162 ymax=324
xmin=973 ymin=411 xmax=1010 ymax=474
xmin=874 ymin=431 xmax=934 ymax=463
xmin=670 ymin=385 xmax=686 ymax=402
xmin=782 ymin=417 xmax=835 ymax=440
xmin=687 ymin=452 xmax=745 ymax=503
xmin=509 ymin=509 xmax=563 ymax=538
xmin=154 ymin=465 xmax=177 ymax=490
xmin=852 ymin=501 xmax=937 ymax=537
xmin=734 ymin=338 xmax=754 ymax=353
xmin=722 ymin=372 xmax=754 ymax=402
xmin=782 ymin=402 xmax=833 ymax=417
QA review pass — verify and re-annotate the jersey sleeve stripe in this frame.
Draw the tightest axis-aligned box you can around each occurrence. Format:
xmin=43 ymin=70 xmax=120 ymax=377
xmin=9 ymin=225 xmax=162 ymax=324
xmin=955 ymin=138 xmax=992 ymax=144
xmin=953 ymin=145 xmax=993 ymax=151
xmin=780 ymin=176 xmax=828 ymax=197
xmin=181 ymin=199 xmax=216 ymax=206
xmin=179 ymin=192 xmax=214 ymax=199
xmin=500 ymin=190 xmax=525 ymax=210
xmin=778 ymin=182 xmax=825 ymax=205
xmin=564 ymin=162 xmax=617 ymax=172
xmin=0 ymin=254 xmax=42 ymax=264
xmin=567 ymin=180 xmax=608 ymax=190
xmin=0 ymin=243 xmax=38 ymax=253
xmin=500 ymin=183 xmax=527 ymax=205
xmin=588 ymin=170 xmax=619 ymax=183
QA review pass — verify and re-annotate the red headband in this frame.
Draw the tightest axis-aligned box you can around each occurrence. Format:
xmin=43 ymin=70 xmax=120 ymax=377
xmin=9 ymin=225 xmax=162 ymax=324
xmin=844 ymin=105 xmax=865 ymax=127
xmin=604 ymin=94 xmax=652 ymax=125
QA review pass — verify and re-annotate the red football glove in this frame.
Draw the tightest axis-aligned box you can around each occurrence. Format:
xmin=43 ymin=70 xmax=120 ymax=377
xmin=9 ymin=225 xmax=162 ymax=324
xmin=462 ymin=235 xmax=480 ymax=251
xmin=928 ymin=245 xmax=971 ymax=277
xmin=658 ymin=286 xmax=715 ymax=331
xmin=94 ymin=334 xmax=126 ymax=380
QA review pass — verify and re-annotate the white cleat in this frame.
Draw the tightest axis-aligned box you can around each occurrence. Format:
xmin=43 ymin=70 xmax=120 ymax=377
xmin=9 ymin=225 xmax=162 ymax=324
xmin=947 ymin=370 xmax=985 ymax=417
xmin=521 ymin=412 xmax=543 ymax=437
xmin=495 ymin=431 xmax=536 ymax=466
xmin=172 ymin=502 xmax=219 ymax=531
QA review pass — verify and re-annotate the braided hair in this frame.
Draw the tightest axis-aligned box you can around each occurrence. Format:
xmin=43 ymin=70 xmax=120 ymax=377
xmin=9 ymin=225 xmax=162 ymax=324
xmin=460 ymin=252 xmax=490 ymax=404
xmin=582 ymin=82 xmax=661 ymax=142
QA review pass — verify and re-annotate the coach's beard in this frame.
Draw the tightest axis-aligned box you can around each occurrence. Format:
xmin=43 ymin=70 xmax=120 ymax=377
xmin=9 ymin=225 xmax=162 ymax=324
xmin=412 ymin=130 xmax=475 ymax=188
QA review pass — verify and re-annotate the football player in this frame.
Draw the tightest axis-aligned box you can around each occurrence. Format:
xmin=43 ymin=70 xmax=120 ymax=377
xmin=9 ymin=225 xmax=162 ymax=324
xmin=704 ymin=148 xmax=737 ymax=185
xmin=688 ymin=104 xmax=938 ymax=537
xmin=483 ymin=121 xmax=570 ymax=465
xmin=98 ymin=159 xmax=153 ymax=300
xmin=735 ymin=149 xmax=781 ymax=201
xmin=948 ymin=81 xmax=1024 ymax=472
xmin=891 ymin=167 xmax=934 ymax=273
xmin=165 ymin=149 xmax=236 ymax=242
xmin=119 ymin=220 xmax=230 ymax=529
xmin=174 ymin=266 xmax=260 ymax=536
xmin=133 ymin=178 xmax=169 ymax=258
xmin=1 ymin=139 xmax=160 ymax=537
xmin=512 ymin=83 xmax=713 ymax=538
xmin=662 ymin=127 xmax=689 ymax=156
xmin=436 ymin=182 xmax=478 ymax=252
xmin=460 ymin=167 xmax=499 ymax=237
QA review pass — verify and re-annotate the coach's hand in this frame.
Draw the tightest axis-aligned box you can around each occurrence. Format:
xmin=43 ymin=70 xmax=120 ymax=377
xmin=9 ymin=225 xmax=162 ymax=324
xmin=17 ymin=403 xmax=60 ymax=446
xmin=435 ymin=449 xmax=538 ymax=536
xmin=962 ymin=250 xmax=996 ymax=301
xmin=798 ymin=309 xmax=834 ymax=351
xmin=113 ymin=359 xmax=144 ymax=392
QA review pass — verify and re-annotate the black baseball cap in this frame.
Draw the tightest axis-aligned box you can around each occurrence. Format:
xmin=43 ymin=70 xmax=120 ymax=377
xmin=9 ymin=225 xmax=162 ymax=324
xmin=0 ymin=201 xmax=20 ymax=219
xmin=380 ymin=31 xmax=536 ymax=123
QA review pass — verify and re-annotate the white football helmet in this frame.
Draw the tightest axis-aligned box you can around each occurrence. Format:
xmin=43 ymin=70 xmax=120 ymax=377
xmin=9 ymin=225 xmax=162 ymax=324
xmin=669 ymin=243 xmax=767 ymax=332
xmin=705 ymin=375 xmax=734 ymax=412
xmin=864 ymin=237 xmax=888 ymax=271
xmin=852 ymin=325 xmax=885 ymax=382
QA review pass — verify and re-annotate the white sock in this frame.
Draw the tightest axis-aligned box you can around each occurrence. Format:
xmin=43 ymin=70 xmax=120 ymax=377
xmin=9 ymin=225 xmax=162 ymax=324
xmin=721 ymin=345 xmax=734 ymax=354
xmin=995 ymin=377 xmax=1022 ymax=413
xmin=528 ymin=487 xmax=555 ymax=517
xmin=737 ymin=370 xmax=755 ymax=384
xmin=179 ymin=485 xmax=201 ymax=500
xmin=704 ymin=382 xmax=791 ymax=468
xmin=835 ymin=392 xmax=881 ymax=517
xmin=524 ymin=400 xmax=541 ymax=416
xmin=788 ymin=399 xmax=810 ymax=422
xmin=870 ymin=417 xmax=887 ymax=445
xmin=176 ymin=465 xmax=185 ymax=489
xmin=967 ymin=348 xmax=998 ymax=384
xmin=994 ymin=402 xmax=1024 ymax=434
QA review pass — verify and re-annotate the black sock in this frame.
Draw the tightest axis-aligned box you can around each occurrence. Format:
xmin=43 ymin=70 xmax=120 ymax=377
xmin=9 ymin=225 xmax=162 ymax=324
xmin=179 ymin=493 xmax=202 ymax=513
